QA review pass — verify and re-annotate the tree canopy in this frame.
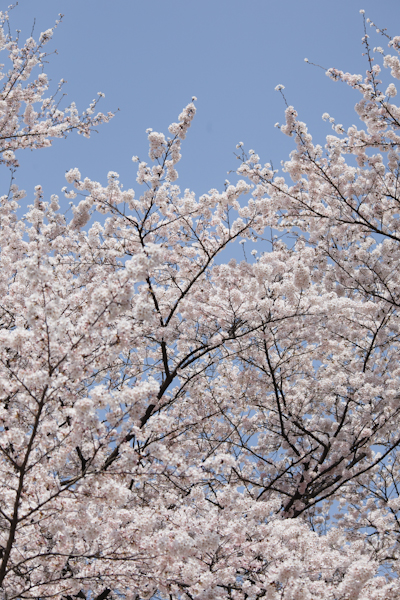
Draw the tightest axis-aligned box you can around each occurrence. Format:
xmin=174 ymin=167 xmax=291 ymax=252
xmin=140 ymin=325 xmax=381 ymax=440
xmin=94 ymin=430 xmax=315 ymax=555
xmin=1 ymin=7 xmax=400 ymax=600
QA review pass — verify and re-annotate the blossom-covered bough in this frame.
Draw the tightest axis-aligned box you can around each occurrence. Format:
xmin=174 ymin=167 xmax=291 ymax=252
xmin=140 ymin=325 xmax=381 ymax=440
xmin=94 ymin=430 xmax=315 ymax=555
xmin=0 ymin=8 xmax=113 ymax=172
xmin=1 ymin=7 xmax=400 ymax=600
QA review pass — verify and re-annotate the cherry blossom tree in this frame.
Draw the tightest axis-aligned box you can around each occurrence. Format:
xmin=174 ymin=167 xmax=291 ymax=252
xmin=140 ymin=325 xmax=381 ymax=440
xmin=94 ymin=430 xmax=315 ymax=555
xmin=1 ymin=7 xmax=400 ymax=600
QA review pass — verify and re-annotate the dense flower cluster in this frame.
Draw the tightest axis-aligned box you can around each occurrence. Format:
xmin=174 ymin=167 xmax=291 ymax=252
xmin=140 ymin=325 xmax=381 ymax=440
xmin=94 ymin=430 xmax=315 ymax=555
xmin=1 ymin=8 xmax=400 ymax=600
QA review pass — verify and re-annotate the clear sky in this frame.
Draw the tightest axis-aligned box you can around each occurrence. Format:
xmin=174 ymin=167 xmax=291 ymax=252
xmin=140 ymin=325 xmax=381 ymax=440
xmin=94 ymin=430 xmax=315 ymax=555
xmin=6 ymin=0 xmax=400 ymax=229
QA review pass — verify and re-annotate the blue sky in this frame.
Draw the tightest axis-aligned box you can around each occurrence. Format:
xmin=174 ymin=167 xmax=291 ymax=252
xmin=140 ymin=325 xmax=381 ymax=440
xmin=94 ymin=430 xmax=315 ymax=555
xmin=7 ymin=0 xmax=400 ymax=223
